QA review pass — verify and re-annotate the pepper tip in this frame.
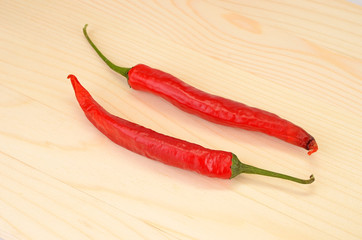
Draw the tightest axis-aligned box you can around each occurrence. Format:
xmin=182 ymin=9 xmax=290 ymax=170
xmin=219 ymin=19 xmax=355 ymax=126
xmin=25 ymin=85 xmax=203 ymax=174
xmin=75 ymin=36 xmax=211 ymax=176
xmin=307 ymin=139 xmax=318 ymax=155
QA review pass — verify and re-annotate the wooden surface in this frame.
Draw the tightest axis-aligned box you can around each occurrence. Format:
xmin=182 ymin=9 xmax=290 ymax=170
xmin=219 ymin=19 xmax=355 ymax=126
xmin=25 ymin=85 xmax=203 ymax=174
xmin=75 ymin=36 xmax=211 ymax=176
xmin=1 ymin=0 xmax=361 ymax=239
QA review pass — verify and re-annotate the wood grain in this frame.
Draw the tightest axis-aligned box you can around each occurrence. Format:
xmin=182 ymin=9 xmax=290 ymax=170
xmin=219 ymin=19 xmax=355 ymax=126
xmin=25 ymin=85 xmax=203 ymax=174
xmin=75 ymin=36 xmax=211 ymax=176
xmin=1 ymin=0 xmax=361 ymax=239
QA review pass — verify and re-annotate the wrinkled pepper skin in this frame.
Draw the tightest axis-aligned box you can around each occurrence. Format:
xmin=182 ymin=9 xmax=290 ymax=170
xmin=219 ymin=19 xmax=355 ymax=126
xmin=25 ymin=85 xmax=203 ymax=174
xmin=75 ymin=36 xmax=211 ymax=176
xmin=69 ymin=74 xmax=233 ymax=178
xmin=68 ymin=74 xmax=314 ymax=184
xmin=128 ymin=64 xmax=317 ymax=155
xmin=82 ymin=24 xmax=318 ymax=155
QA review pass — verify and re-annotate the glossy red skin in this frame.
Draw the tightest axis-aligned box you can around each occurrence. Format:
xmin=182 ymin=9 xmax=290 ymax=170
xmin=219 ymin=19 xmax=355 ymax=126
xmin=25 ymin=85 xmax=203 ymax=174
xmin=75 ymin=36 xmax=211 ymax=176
xmin=69 ymin=75 xmax=233 ymax=179
xmin=128 ymin=64 xmax=316 ymax=152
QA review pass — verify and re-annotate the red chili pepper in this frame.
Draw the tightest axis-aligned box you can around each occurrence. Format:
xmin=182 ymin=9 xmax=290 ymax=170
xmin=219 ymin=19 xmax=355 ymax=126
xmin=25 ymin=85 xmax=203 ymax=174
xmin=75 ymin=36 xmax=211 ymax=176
xmin=68 ymin=74 xmax=314 ymax=184
xmin=83 ymin=24 xmax=318 ymax=155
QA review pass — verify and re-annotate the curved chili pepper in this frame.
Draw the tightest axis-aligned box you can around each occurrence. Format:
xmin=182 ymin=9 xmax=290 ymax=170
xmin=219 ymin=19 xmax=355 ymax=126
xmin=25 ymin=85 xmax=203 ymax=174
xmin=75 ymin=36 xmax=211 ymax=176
xmin=83 ymin=24 xmax=318 ymax=155
xmin=68 ymin=74 xmax=314 ymax=184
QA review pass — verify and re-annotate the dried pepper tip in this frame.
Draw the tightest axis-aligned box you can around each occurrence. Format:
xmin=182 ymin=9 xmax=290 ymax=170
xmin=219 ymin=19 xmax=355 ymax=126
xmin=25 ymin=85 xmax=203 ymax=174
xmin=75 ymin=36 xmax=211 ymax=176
xmin=83 ymin=24 xmax=131 ymax=79
xmin=307 ymin=139 xmax=318 ymax=155
xmin=230 ymin=154 xmax=315 ymax=184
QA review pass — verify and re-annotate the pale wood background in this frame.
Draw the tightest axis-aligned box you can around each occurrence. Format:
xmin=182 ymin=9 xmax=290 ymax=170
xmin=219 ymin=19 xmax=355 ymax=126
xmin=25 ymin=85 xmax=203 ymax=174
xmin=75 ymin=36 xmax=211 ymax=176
xmin=1 ymin=0 xmax=361 ymax=239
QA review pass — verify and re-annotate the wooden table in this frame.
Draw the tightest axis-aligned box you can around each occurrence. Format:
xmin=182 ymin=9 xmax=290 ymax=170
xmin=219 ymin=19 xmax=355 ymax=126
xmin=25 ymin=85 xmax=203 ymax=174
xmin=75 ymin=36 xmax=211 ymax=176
xmin=1 ymin=1 xmax=361 ymax=239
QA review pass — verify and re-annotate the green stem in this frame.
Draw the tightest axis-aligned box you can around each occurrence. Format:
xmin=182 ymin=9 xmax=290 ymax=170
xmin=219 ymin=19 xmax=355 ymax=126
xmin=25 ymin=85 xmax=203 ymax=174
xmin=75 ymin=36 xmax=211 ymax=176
xmin=83 ymin=24 xmax=131 ymax=78
xmin=230 ymin=154 xmax=314 ymax=184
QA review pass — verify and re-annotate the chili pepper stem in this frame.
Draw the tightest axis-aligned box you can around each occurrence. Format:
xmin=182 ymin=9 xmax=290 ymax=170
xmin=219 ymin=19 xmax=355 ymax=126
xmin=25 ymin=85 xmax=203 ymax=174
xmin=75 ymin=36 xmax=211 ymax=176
xmin=83 ymin=24 xmax=131 ymax=78
xmin=230 ymin=154 xmax=314 ymax=184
